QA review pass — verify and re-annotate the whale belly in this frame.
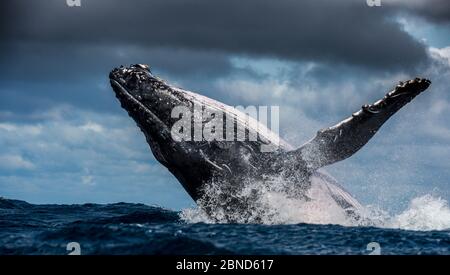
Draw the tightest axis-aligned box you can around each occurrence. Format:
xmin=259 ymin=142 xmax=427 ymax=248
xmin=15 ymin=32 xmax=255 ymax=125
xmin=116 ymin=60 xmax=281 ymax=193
xmin=309 ymin=171 xmax=363 ymax=214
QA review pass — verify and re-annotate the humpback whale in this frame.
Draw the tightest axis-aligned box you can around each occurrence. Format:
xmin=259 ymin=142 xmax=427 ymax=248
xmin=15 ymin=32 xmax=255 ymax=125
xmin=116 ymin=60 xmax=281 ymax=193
xmin=109 ymin=64 xmax=431 ymax=222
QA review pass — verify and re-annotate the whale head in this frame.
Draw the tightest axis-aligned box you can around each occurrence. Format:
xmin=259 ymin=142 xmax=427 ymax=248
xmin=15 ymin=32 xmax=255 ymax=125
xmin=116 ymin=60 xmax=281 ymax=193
xmin=109 ymin=64 xmax=262 ymax=199
xmin=109 ymin=64 xmax=290 ymax=200
xmin=109 ymin=65 xmax=204 ymax=194
xmin=110 ymin=64 xmax=182 ymax=160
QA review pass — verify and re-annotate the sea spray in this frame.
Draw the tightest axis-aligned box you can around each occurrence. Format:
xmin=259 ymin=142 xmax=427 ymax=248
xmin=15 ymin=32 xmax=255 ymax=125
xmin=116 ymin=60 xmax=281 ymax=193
xmin=181 ymin=186 xmax=450 ymax=231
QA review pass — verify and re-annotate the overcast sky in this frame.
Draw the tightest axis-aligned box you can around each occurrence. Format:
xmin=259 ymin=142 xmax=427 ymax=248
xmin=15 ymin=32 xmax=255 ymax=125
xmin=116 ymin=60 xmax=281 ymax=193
xmin=0 ymin=0 xmax=449 ymax=212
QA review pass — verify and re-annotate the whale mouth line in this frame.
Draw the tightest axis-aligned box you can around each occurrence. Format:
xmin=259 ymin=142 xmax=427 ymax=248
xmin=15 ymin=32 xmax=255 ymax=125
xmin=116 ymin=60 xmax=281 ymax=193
xmin=109 ymin=79 xmax=161 ymax=125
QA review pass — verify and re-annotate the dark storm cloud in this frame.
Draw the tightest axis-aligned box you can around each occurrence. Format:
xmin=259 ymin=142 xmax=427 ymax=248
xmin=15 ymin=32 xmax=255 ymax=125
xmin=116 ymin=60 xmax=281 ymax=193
xmin=0 ymin=0 xmax=429 ymax=70
xmin=388 ymin=0 xmax=450 ymax=23
xmin=0 ymin=42 xmax=232 ymax=82
xmin=0 ymin=42 xmax=232 ymax=115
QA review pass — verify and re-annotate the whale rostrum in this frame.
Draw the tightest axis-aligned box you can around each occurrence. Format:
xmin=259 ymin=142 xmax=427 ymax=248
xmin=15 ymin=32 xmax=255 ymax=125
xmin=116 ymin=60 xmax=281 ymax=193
xmin=109 ymin=64 xmax=431 ymax=222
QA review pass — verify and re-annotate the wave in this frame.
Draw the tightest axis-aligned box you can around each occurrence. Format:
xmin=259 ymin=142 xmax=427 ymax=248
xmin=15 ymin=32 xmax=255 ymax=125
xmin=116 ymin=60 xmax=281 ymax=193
xmin=2 ymin=189 xmax=449 ymax=232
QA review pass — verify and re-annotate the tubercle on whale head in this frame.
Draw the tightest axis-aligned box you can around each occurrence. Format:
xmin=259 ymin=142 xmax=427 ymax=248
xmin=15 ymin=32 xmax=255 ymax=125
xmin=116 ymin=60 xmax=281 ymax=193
xmin=109 ymin=64 xmax=156 ymax=99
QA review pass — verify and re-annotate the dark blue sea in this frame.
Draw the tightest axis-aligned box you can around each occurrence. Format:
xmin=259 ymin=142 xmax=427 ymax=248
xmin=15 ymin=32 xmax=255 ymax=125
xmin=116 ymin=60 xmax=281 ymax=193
xmin=0 ymin=198 xmax=449 ymax=255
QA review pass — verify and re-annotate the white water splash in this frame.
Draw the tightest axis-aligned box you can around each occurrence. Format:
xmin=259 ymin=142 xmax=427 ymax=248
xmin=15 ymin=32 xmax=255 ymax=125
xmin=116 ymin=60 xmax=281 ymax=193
xmin=388 ymin=195 xmax=450 ymax=231
xmin=180 ymin=180 xmax=450 ymax=231
xmin=180 ymin=173 xmax=359 ymax=225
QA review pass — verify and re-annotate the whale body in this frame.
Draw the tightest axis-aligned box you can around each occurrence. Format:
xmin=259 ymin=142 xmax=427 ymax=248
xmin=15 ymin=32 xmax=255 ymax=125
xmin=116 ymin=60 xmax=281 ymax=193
xmin=109 ymin=64 xmax=431 ymax=222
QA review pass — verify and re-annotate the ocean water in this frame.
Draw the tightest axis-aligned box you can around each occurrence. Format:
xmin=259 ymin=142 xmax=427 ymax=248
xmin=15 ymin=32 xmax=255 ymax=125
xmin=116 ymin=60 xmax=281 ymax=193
xmin=0 ymin=197 xmax=449 ymax=255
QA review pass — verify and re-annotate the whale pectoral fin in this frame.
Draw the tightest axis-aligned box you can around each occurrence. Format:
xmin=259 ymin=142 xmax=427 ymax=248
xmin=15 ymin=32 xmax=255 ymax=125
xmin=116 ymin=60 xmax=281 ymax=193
xmin=293 ymin=78 xmax=431 ymax=170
